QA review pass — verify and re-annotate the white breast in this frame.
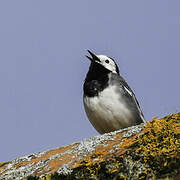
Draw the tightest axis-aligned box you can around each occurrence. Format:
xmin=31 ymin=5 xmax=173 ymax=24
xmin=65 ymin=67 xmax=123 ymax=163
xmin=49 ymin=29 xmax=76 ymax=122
xmin=83 ymin=85 xmax=135 ymax=134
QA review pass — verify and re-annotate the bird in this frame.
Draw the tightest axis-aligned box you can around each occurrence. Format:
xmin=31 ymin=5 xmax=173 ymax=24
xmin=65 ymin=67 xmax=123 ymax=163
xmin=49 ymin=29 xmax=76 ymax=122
xmin=83 ymin=50 xmax=146 ymax=134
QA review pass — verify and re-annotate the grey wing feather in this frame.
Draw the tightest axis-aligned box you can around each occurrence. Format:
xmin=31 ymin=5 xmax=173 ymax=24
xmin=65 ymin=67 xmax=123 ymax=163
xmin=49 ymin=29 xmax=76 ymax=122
xmin=112 ymin=74 xmax=146 ymax=123
xmin=131 ymin=93 xmax=146 ymax=122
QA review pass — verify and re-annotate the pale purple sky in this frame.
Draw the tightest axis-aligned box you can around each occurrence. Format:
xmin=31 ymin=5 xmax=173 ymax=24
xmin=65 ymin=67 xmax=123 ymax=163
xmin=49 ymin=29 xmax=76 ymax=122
xmin=0 ymin=1 xmax=179 ymax=161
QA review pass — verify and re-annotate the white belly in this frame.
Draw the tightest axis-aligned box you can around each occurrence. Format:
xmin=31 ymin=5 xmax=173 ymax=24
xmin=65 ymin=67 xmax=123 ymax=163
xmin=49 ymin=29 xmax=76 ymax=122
xmin=83 ymin=85 xmax=134 ymax=134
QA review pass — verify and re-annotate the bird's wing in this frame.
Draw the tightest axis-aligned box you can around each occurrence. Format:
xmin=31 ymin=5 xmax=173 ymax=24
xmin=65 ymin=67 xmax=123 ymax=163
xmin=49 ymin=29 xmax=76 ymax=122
xmin=117 ymin=75 xmax=146 ymax=123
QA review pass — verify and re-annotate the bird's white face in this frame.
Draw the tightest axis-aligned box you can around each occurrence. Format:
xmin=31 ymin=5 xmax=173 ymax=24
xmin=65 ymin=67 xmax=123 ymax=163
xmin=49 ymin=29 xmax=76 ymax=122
xmin=86 ymin=50 xmax=119 ymax=74
xmin=96 ymin=55 xmax=117 ymax=73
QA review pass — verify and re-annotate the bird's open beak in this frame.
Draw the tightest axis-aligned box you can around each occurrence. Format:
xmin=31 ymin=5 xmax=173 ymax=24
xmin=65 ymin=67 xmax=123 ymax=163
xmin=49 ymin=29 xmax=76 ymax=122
xmin=86 ymin=50 xmax=100 ymax=62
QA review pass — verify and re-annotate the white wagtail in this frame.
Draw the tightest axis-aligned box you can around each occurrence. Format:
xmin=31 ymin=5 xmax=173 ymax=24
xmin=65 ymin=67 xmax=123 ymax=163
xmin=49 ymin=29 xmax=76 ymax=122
xmin=83 ymin=50 xmax=146 ymax=134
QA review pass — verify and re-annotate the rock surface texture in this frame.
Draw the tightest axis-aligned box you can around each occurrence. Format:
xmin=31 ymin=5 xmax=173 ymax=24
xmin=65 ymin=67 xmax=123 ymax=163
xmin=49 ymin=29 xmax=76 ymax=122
xmin=0 ymin=113 xmax=179 ymax=180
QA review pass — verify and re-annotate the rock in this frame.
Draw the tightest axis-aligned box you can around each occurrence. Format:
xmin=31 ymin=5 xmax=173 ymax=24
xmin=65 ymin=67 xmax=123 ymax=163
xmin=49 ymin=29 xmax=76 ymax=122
xmin=0 ymin=113 xmax=179 ymax=180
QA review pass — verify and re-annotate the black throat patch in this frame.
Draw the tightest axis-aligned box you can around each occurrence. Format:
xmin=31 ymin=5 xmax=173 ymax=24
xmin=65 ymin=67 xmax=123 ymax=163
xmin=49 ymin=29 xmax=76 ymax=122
xmin=83 ymin=62 xmax=110 ymax=97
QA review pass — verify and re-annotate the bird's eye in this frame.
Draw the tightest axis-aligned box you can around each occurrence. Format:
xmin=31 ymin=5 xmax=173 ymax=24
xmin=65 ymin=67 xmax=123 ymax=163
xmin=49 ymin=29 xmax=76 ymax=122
xmin=105 ymin=60 xmax=109 ymax=64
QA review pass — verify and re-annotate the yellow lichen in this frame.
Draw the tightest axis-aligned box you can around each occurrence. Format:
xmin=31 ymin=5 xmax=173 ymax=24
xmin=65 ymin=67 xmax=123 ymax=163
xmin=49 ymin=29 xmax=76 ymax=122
xmin=0 ymin=162 xmax=7 ymax=173
xmin=0 ymin=162 xmax=5 ymax=166
xmin=38 ymin=174 xmax=52 ymax=180
xmin=135 ymin=113 xmax=180 ymax=163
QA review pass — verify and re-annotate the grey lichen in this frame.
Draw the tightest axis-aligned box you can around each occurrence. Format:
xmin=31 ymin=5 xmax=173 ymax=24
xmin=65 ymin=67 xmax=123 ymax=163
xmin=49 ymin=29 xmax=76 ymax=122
xmin=122 ymin=123 xmax=145 ymax=138
xmin=0 ymin=151 xmax=50 ymax=180
xmin=57 ymin=164 xmax=73 ymax=175
xmin=0 ymin=163 xmax=35 ymax=180
xmin=76 ymin=134 xmax=114 ymax=156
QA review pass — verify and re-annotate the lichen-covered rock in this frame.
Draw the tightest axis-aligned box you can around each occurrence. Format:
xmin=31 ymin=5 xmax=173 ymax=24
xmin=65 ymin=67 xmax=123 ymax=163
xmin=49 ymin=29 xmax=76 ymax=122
xmin=0 ymin=113 xmax=179 ymax=180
